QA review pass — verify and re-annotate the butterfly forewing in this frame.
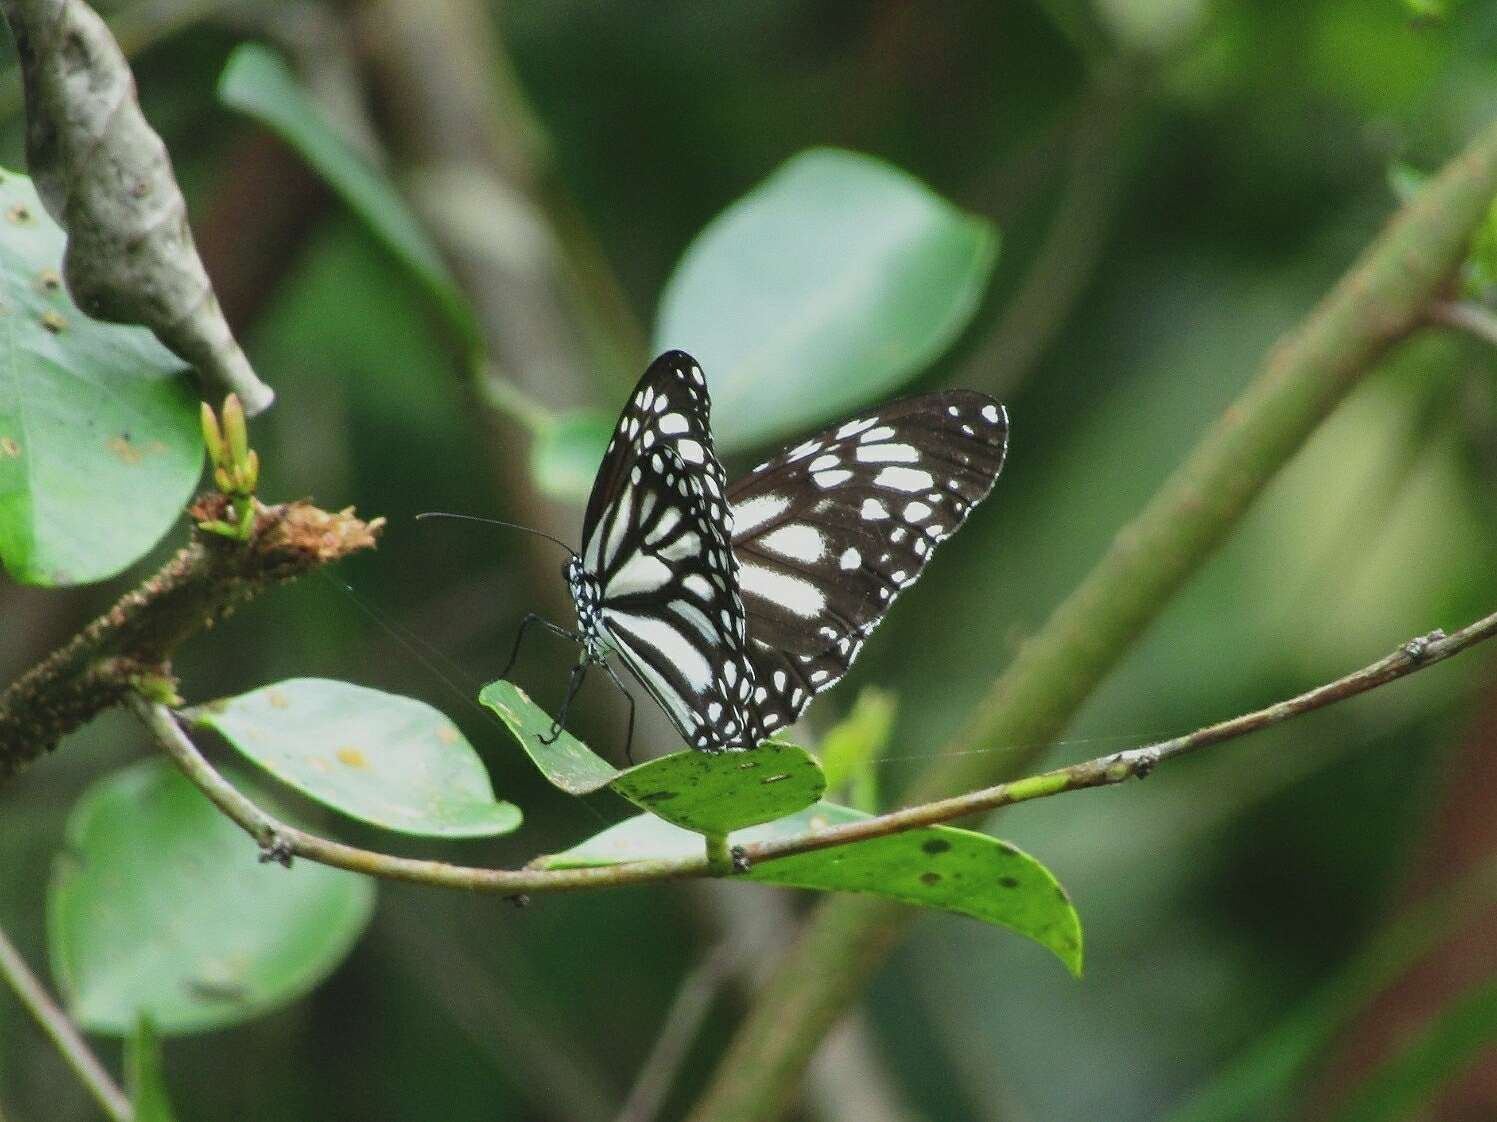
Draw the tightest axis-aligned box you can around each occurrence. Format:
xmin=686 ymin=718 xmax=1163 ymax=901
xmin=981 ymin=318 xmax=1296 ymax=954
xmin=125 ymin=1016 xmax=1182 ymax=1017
xmin=726 ymin=391 xmax=1008 ymax=736
xmin=578 ymin=351 xmax=760 ymax=751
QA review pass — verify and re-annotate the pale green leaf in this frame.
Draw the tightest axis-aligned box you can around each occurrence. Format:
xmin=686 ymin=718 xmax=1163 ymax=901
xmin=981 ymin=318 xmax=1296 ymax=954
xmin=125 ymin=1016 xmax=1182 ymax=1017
xmin=191 ymin=678 xmax=521 ymax=838
xmin=49 ymin=760 xmax=375 ymax=1035
xmin=655 ymin=148 xmax=997 ymax=452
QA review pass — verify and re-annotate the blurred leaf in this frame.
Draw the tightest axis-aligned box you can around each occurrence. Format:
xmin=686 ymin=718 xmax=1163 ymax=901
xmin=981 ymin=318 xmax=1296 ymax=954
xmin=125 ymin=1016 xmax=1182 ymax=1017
xmin=530 ymin=410 xmax=612 ymax=502
xmin=1329 ymin=977 xmax=1497 ymax=1122
xmin=1386 ymin=161 xmax=1428 ymax=205
xmin=217 ymin=45 xmax=474 ymax=340
xmin=190 ymin=678 xmax=521 ymax=838
xmin=49 ymin=760 xmax=375 ymax=1035
xmin=480 ymin=679 xmax=621 ymax=795
xmin=1167 ymin=858 xmax=1497 ymax=1122
xmin=1401 ymin=0 xmax=1447 ymax=21
xmin=541 ymin=801 xmax=1082 ymax=974
xmin=126 ymin=1017 xmax=177 ymax=1122
xmin=0 ymin=168 xmax=200 ymax=586
xmin=1095 ymin=0 xmax=1206 ymax=53
xmin=611 ymin=740 xmax=825 ymax=834
xmin=818 ymin=686 xmax=896 ymax=810
xmin=1465 ymin=197 xmax=1497 ymax=297
xmin=655 ymin=148 xmax=997 ymax=452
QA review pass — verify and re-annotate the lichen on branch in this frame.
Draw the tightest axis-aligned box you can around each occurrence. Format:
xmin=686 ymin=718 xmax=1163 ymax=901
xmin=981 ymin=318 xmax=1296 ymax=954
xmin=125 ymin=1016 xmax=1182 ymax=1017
xmin=0 ymin=499 xmax=383 ymax=781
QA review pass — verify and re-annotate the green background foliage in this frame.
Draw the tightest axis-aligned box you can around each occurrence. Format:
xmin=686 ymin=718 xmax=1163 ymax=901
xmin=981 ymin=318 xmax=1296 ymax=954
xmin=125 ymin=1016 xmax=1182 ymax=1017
xmin=3 ymin=3 xmax=1497 ymax=1121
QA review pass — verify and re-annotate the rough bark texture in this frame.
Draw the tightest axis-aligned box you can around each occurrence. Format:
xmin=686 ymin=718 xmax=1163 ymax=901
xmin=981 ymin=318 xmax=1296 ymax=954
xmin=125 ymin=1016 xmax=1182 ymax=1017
xmin=0 ymin=497 xmax=381 ymax=780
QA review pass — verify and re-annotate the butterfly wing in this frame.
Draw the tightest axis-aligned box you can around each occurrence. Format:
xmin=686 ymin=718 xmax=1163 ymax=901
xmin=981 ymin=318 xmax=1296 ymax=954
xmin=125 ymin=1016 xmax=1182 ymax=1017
xmin=579 ymin=351 xmax=760 ymax=751
xmin=727 ymin=391 xmax=1008 ymax=736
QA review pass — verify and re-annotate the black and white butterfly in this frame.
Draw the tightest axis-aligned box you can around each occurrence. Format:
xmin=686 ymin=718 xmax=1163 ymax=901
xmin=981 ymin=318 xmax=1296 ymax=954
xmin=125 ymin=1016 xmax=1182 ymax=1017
xmin=518 ymin=350 xmax=1008 ymax=755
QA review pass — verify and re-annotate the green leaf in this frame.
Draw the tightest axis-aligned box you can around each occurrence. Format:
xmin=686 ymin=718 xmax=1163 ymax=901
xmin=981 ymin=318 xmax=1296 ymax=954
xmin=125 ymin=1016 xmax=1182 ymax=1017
xmin=1330 ymin=977 xmax=1497 ymax=1122
xmin=479 ymin=679 xmax=621 ymax=795
xmin=481 ymin=679 xmax=825 ymax=832
xmin=654 ymin=147 xmax=997 ymax=452
xmin=0 ymin=168 xmax=201 ymax=586
xmin=539 ymin=801 xmax=856 ymax=867
xmin=540 ymin=801 xmax=1082 ymax=974
xmin=49 ymin=759 xmax=375 ymax=1035
xmin=530 ymin=410 xmax=613 ymax=502
xmin=190 ymin=678 xmax=520 ymax=838
xmin=611 ymin=740 xmax=825 ymax=834
xmin=818 ymin=686 xmax=896 ymax=810
xmin=126 ymin=1017 xmax=177 ymax=1122
xmin=217 ymin=45 xmax=473 ymax=340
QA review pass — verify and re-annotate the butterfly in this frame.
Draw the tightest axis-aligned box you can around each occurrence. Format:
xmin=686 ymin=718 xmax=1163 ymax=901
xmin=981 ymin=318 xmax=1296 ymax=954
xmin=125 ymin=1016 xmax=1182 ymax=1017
xmin=511 ymin=350 xmax=1008 ymax=756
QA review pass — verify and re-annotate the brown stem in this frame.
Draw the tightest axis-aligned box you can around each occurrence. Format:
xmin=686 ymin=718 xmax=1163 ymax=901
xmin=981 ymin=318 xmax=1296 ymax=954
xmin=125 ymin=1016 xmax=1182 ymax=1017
xmin=0 ymin=497 xmax=382 ymax=782
xmin=0 ymin=923 xmax=130 ymax=1122
xmin=136 ymin=609 xmax=1497 ymax=895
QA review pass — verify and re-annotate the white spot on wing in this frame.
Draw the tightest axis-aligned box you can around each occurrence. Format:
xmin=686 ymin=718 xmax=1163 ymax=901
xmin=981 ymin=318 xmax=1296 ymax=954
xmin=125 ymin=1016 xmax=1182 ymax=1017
xmin=982 ymin=403 xmax=1001 ymax=424
xmin=739 ymin=563 xmax=826 ymax=618
xmin=602 ymin=487 xmax=634 ymax=566
xmin=644 ymin=506 xmax=681 ymax=546
xmin=860 ymin=498 xmax=889 ymax=520
xmin=658 ymin=413 xmax=689 ymax=435
xmin=733 ymin=493 xmax=789 ymax=534
xmin=604 ymin=610 xmax=713 ymax=691
xmin=874 ymin=466 xmax=935 ymax=493
xmin=839 ymin=547 xmax=861 ymax=571
xmin=677 ymin=439 xmax=706 ymax=465
xmin=855 ymin=443 xmax=919 ymax=464
xmin=659 ymin=530 xmax=702 ymax=563
xmin=759 ymin=524 xmax=827 ymax=563
xmin=670 ymin=598 xmax=719 ymax=644
xmin=786 ymin=440 xmax=822 ymax=463
xmin=606 ymin=553 xmax=672 ymax=597
xmin=813 ymin=469 xmax=853 ymax=488
xmin=836 ymin=417 xmax=877 ymax=439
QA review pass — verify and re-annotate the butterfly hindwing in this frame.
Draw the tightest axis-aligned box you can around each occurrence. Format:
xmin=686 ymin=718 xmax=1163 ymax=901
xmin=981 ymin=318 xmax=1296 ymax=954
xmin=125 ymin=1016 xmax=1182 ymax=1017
xmin=726 ymin=391 xmax=1008 ymax=735
xmin=578 ymin=351 xmax=760 ymax=751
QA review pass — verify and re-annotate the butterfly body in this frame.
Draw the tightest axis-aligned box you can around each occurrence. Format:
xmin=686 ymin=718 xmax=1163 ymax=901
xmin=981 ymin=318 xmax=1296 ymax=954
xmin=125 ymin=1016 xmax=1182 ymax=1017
xmin=551 ymin=350 xmax=1007 ymax=754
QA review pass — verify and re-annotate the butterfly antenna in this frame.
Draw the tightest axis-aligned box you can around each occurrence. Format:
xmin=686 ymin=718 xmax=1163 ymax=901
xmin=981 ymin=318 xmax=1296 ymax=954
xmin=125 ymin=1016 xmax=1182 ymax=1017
xmin=415 ymin=511 xmax=578 ymax=558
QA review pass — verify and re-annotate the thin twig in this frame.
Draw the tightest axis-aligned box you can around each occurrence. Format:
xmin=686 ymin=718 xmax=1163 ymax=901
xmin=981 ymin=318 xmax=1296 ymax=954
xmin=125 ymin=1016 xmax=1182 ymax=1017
xmin=476 ymin=360 xmax=555 ymax=433
xmin=0 ymin=923 xmax=131 ymax=1122
xmin=135 ymin=609 xmax=1497 ymax=895
xmin=1427 ymin=299 xmax=1497 ymax=349
xmin=132 ymin=695 xmax=705 ymax=892
xmin=616 ymin=944 xmax=735 ymax=1122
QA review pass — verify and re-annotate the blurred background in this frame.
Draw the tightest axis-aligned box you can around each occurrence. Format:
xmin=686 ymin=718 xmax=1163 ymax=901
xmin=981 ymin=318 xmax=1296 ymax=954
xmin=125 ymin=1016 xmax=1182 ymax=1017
xmin=4 ymin=1 xmax=1497 ymax=1119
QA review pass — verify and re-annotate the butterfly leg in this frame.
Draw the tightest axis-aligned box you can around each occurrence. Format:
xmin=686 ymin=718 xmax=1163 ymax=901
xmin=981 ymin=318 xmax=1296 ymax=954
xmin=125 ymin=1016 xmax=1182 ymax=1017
xmin=500 ymin=612 xmax=579 ymax=681
xmin=540 ymin=658 xmax=588 ymax=745
xmin=596 ymin=658 xmax=638 ymax=766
